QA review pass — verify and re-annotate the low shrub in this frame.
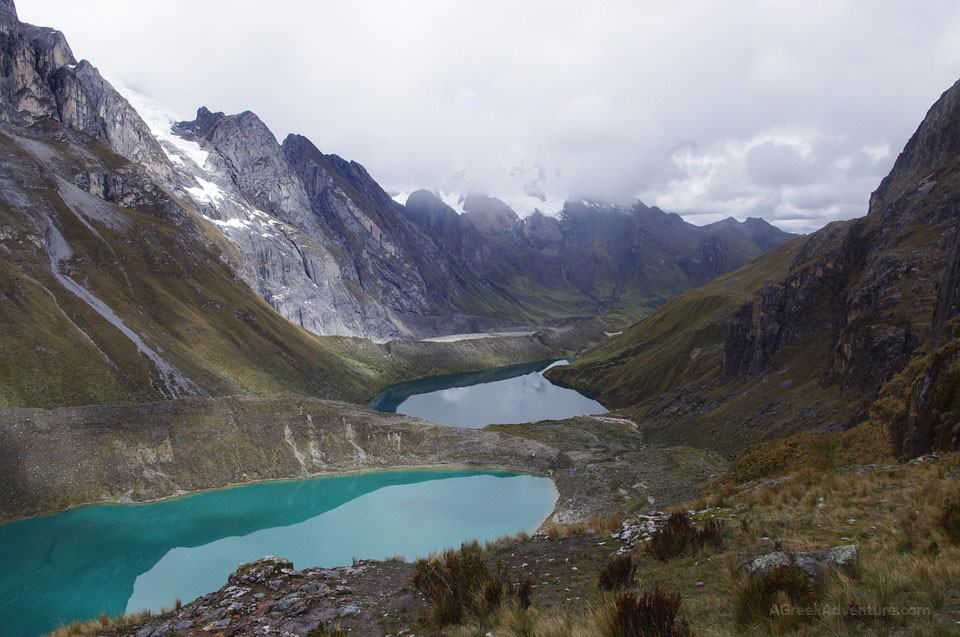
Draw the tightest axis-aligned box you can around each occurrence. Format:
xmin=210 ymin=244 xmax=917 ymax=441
xmin=599 ymin=554 xmax=637 ymax=591
xmin=597 ymin=589 xmax=691 ymax=637
xmin=647 ymin=513 xmax=696 ymax=561
xmin=647 ymin=512 xmax=725 ymax=561
xmin=733 ymin=563 xmax=821 ymax=631
xmin=517 ymin=574 xmax=533 ymax=609
xmin=940 ymin=499 xmax=960 ymax=544
xmin=697 ymin=518 xmax=725 ymax=550
xmin=412 ymin=542 xmax=514 ymax=625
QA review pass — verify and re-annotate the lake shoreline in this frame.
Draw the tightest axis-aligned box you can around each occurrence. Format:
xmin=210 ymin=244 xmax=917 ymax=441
xmin=0 ymin=396 xmax=567 ymax=524
xmin=0 ymin=463 xmax=559 ymax=528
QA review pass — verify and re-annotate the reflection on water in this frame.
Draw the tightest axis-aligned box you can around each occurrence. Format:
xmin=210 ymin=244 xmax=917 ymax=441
xmin=0 ymin=470 xmax=556 ymax=637
xmin=370 ymin=360 xmax=606 ymax=427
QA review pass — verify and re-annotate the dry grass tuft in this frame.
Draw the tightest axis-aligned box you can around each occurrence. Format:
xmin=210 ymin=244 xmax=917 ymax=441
xmin=940 ymin=498 xmax=960 ymax=544
xmin=732 ymin=562 xmax=822 ymax=632
xmin=413 ymin=541 xmax=522 ymax=626
xmin=647 ymin=511 xmax=725 ymax=561
xmin=596 ymin=590 xmax=692 ymax=637
xmin=599 ymin=553 xmax=637 ymax=591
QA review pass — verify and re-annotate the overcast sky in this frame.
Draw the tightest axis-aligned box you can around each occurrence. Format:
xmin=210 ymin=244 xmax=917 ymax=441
xmin=18 ymin=1 xmax=960 ymax=232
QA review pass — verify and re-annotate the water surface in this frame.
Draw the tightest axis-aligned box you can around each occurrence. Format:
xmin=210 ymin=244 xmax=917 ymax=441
xmin=371 ymin=360 xmax=606 ymax=427
xmin=0 ymin=469 xmax=556 ymax=637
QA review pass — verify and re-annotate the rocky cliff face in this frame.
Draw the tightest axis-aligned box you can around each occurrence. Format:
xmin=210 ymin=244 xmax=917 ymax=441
xmin=161 ymin=103 xmax=538 ymax=338
xmin=0 ymin=8 xmax=169 ymax=177
xmin=723 ymin=79 xmax=960 ymax=401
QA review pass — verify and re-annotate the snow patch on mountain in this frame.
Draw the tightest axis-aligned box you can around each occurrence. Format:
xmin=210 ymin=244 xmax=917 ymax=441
xmin=187 ymin=176 xmax=226 ymax=204
xmin=112 ymin=82 xmax=210 ymax=169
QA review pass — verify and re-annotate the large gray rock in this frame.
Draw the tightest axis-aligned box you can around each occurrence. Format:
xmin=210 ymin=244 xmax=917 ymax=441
xmin=740 ymin=544 xmax=859 ymax=581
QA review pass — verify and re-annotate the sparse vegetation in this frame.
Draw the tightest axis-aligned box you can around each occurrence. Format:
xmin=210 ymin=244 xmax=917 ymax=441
xmin=941 ymin=499 xmax=960 ymax=544
xmin=541 ymin=514 xmax=624 ymax=540
xmin=732 ymin=562 xmax=822 ymax=631
xmin=307 ymin=624 xmax=348 ymax=637
xmin=47 ymin=609 xmax=156 ymax=637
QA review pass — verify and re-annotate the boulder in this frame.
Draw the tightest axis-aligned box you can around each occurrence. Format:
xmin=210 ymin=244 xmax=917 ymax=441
xmin=740 ymin=544 xmax=858 ymax=580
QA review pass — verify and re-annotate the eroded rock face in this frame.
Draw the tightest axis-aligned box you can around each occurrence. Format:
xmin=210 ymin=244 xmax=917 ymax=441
xmin=0 ymin=396 xmax=563 ymax=520
xmin=403 ymin=191 xmax=795 ymax=317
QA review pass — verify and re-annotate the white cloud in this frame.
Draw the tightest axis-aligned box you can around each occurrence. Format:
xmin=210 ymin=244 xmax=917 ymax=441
xmin=17 ymin=0 xmax=960 ymax=232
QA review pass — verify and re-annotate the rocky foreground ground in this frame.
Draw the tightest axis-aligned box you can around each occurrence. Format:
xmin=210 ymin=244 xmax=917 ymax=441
xmin=115 ymin=532 xmax=626 ymax=637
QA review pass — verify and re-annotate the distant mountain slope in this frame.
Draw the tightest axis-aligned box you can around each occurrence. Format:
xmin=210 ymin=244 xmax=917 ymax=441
xmin=403 ymin=191 xmax=795 ymax=324
xmin=162 ymin=104 xmax=544 ymax=340
xmin=552 ymin=77 xmax=960 ymax=458
xmin=0 ymin=126 xmax=372 ymax=407
xmin=159 ymin=100 xmax=794 ymax=336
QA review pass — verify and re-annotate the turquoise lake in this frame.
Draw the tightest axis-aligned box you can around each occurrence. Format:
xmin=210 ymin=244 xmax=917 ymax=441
xmin=0 ymin=469 xmax=557 ymax=637
xmin=370 ymin=360 xmax=607 ymax=427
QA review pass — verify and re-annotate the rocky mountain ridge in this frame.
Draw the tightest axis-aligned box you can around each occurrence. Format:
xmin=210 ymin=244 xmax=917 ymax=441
xmin=162 ymin=98 xmax=795 ymax=337
xmin=402 ymin=190 xmax=794 ymax=322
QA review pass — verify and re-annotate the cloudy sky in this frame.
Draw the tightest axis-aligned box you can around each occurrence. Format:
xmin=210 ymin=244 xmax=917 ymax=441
xmin=19 ymin=1 xmax=960 ymax=232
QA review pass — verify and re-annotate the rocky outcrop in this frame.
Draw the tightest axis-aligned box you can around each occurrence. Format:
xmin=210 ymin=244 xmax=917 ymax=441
xmin=176 ymin=108 xmax=312 ymax=219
